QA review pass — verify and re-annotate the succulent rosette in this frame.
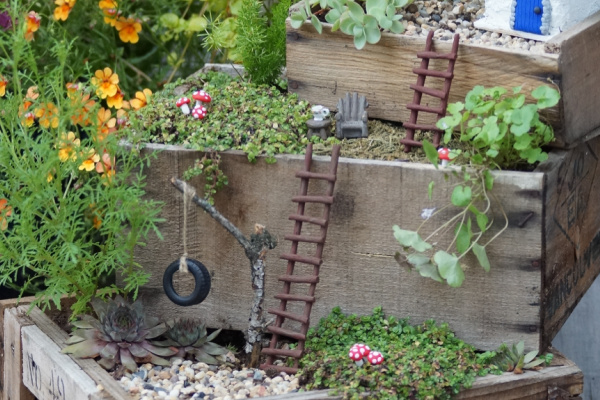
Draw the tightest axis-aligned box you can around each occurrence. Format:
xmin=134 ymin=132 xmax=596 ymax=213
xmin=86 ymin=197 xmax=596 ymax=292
xmin=62 ymin=295 xmax=177 ymax=372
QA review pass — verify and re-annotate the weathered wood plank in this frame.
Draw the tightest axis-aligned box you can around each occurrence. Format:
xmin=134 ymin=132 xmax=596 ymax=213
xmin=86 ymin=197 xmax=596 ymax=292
xmin=542 ymin=134 xmax=600 ymax=348
xmin=3 ymin=307 xmax=35 ymax=400
xmin=285 ymin=19 xmax=569 ymax=144
xmin=131 ymin=143 xmax=547 ymax=351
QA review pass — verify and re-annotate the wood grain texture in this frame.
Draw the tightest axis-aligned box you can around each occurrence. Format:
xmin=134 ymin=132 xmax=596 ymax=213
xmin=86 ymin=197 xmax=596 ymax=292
xmin=554 ymin=11 xmax=600 ymax=148
xmin=3 ymin=307 xmax=34 ymax=400
xmin=285 ymin=19 xmax=570 ymax=143
xmin=130 ymin=144 xmax=547 ymax=351
xmin=542 ymin=134 xmax=600 ymax=348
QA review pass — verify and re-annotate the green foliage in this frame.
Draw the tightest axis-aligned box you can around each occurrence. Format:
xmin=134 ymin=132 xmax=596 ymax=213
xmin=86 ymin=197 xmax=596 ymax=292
xmin=491 ymin=341 xmax=553 ymax=374
xmin=236 ymin=0 xmax=290 ymax=85
xmin=299 ymin=306 xmax=499 ymax=399
xmin=394 ymin=85 xmax=559 ymax=287
xmin=290 ymin=0 xmax=412 ymax=49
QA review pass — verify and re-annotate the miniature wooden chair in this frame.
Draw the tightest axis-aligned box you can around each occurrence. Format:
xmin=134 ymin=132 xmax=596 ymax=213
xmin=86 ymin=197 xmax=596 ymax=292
xmin=335 ymin=92 xmax=368 ymax=139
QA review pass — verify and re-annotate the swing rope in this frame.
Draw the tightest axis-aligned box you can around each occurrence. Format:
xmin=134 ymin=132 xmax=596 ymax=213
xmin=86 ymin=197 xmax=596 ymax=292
xmin=179 ymin=183 xmax=196 ymax=273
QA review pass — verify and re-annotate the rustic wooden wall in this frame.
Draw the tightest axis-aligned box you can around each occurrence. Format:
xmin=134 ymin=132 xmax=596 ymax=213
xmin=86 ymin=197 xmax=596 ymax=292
xmin=131 ymin=143 xmax=548 ymax=351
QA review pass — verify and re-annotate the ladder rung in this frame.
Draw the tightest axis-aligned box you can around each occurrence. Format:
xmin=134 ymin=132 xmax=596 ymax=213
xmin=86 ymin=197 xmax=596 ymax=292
xmin=412 ymin=67 xmax=453 ymax=79
xmin=409 ymin=84 xmax=446 ymax=99
xmin=416 ymin=51 xmax=456 ymax=60
xmin=278 ymin=274 xmax=319 ymax=284
xmin=296 ymin=170 xmax=337 ymax=182
xmin=403 ymin=122 xmax=443 ymax=132
xmin=406 ymin=103 xmax=445 ymax=115
xmin=284 ymin=234 xmax=325 ymax=244
xmin=400 ymin=138 xmax=424 ymax=147
xmin=280 ymin=253 xmax=322 ymax=266
xmin=288 ymin=214 xmax=327 ymax=227
xmin=292 ymin=195 xmax=334 ymax=204
xmin=267 ymin=326 xmax=306 ymax=341
xmin=274 ymin=293 xmax=316 ymax=303
xmin=268 ymin=308 xmax=309 ymax=324
xmin=259 ymin=363 xmax=299 ymax=374
xmin=261 ymin=348 xmax=303 ymax=358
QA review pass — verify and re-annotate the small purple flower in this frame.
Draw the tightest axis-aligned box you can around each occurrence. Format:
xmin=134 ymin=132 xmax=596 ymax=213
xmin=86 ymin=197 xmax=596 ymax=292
xmin=0 ymin=12 xmax=12 ymax=31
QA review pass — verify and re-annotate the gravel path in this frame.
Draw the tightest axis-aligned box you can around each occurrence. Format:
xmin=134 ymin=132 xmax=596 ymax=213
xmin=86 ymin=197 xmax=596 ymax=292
xmin=402 ymin=0 xmax=547 ymax=53
xmin=119 ymin=358 xmax=299 ymax=400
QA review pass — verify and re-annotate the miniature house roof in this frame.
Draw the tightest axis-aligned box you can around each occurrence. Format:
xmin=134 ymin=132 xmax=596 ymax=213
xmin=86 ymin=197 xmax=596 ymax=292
xmin=476 ymin=0 xmax=600 ymax=37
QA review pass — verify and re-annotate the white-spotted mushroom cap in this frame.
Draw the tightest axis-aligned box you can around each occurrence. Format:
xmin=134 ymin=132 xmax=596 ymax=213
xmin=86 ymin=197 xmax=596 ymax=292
xmin=367 ymin=351 xmax=384 ymax=365
xmin=191 ymin=104 xmax=207 ymax=120
xmin=176 ymin=97 xmax=191 ymax=114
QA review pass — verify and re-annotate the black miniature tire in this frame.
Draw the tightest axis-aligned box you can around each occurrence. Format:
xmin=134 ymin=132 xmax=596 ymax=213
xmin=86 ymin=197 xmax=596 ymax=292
xmin=163 ymin=258 xmax=211 ymax=306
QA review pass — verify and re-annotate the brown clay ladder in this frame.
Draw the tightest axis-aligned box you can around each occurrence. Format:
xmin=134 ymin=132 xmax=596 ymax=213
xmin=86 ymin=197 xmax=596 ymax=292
xmin=260 ymin=143 xmax=341 ymax=374
xmin=400 ymin=31 xmax=460 ymax=152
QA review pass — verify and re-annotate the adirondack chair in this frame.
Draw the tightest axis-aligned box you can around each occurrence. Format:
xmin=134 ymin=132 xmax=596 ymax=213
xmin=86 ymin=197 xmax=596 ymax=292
xmin=335 ymin=92 xmax=368 ymax=139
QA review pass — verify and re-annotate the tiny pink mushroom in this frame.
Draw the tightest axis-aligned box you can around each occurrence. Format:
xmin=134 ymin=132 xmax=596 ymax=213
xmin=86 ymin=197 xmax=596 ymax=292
xmin=192 ymin=90 xmax=211 ymax=108
xmin=438 ymin=148 xmax=451 ymax=167
xmin=176 ymin=97 xmax=191 ymax=115
xmin=367 ymin=351 xmax=384 ymax=365
xmin=192 ymin=105 xmax=207 ymax=120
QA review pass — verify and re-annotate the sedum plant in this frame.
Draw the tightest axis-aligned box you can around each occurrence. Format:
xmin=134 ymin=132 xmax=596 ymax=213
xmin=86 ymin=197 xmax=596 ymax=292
xmin=290 ymin=0 xmax=412 ymax=49
xmin=153 ymin=318 xmax=230 ymax=364
xmin=62 ymin=296 xmax=177 ymax=372
xmin=394 ymin=85 xmax=560 ymax=287
xmin=492 ymin=341 xmax=553 ymax=374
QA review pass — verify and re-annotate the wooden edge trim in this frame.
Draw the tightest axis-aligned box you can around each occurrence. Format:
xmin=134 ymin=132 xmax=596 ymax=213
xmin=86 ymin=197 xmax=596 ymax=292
xmin=546 ymin=10 xmax=600 ymax=52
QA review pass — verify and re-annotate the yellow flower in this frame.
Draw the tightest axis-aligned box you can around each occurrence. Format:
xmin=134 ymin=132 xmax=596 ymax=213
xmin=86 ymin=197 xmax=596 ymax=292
xmin=115 ymin=17 xmax=142 ymax=44
xmin=54 ymin=0 xmax=76 ymax=21
xmin=0 ymin=199 xmax=12 ymax=231
xmin=25 ymin=11 xmax=41 ymax=41
xmin=35 ymin=103 xmax=59 ymax=129
xmin=107 ymin=87 xmax=124 ymax=109
xmin=99 ymin=0 xmax=118 ymax=9
xmin=91 ymin=67 xmax=119 ymax=99
xmin=96 ymin=107 xmax=116 ymax=142
xmin=58 ymin=131 xmax=80 ymax=162
xmin=21 ymin=112 xmax=35 ymax=127
xmin=129 ymin=88 xmax=152 ymax=110
xmin=26 ymin=86 xmax=39 ymax=101
xmin=79 ymin=148 xmax=100 ymax=171
xmin=0 ymin=76 xmax=6 ymax=97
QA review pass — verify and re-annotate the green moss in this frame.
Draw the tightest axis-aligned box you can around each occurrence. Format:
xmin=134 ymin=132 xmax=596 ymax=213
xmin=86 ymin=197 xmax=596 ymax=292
xmin=298 ymin=307 xmax=500 ymax=400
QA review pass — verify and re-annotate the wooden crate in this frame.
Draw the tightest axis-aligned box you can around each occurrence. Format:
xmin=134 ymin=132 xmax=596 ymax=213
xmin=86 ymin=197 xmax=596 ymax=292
xmin=130 ymin=133 xmax=600 ymax=353
xmin=285 ymin=9 xmax=600 ymax=149
xmin=2 ymin=303 xmax=583 ymax=400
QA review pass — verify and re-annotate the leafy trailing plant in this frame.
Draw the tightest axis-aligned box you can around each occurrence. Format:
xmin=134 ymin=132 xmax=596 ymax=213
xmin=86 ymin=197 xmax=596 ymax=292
xmin=491 ymin=341 xmax=553 ymax=374
xmin=236 ymin=0 xmax=290 ymax=85
xmin=63 ymin=296 xmax=178 ymax=372
xmin=290 ymin=0 xmax=412 ymax=49
xmin=299 ymin=306 xmax=499 ymax=399
xmin=394 ymin=85 xmax=560 ymax=287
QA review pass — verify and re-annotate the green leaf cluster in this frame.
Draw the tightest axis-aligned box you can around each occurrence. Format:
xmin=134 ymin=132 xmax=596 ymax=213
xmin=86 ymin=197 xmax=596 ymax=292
xmin=491 ymin=341 xmax=553 ymax=374
xmin=394 ymin=85 xmax=559 ymax=287
xmin=235 ymin=0 xmax=290 ymax=85
xmin=299 ymin=306 xmax=499 ymax=399
xmin=290 ymin=0 xmax=412 ymax=49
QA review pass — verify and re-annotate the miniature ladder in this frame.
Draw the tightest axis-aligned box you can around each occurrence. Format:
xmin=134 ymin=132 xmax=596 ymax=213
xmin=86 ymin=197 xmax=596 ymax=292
xmin=260 ymin=143 xmax=341 ymax=374
xmin=400 ymin=30 xmax=460 ymax=152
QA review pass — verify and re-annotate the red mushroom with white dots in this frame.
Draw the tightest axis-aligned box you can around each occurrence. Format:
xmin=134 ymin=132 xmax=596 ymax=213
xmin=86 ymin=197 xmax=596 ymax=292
xmin=438 ymin=148 xmax=451 ymax=167
xmin=192 ymin=104 xmax=207 ymax=120
xmin=367 ymin=351 xmax=384 ymax=365
xmin=349 ymin=343 xmax=371 ymax=367
xmin=192 ymin=90 xmax=211 ymax=107
xmin=176 ymin=97 xmax=191 ymax=115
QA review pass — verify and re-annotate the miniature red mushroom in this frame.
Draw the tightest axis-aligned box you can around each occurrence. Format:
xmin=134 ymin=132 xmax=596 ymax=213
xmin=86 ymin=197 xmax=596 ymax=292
xmin=349 ymin=343 xmax=370 ymax=367
xmin=176 ymin=97 xmax=191 ymax=114
xmin=438 ymin=148 xmax=451 ymax=167
xmin=191 ymin=104 xmax=207 ymax=120
xmin=367 ymin=351 xmax=384 ymax=365
xmin=192 ymin=90 xmax=211 ymax=107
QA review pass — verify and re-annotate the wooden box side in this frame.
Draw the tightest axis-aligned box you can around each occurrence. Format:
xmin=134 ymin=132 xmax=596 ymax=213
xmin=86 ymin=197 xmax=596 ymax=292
xmin=542 ymin=134 xmax=600 ymax=347
xmin=132 ymin=144 xmax=545 ymax=351
xmin=286 ymin=18 xmax=564 ymax=140
xmin=3 ymin=305 xmax=34 ymax=400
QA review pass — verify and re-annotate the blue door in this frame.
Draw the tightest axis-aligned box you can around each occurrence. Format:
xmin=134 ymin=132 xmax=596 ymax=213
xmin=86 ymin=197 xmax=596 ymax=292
xmin=513 ymin=0 xmax=544 ymax=34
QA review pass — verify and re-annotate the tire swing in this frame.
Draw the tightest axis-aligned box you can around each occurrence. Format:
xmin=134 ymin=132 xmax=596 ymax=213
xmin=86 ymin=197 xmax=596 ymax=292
xmin=163 ymin=184 xmax=211 ymax=306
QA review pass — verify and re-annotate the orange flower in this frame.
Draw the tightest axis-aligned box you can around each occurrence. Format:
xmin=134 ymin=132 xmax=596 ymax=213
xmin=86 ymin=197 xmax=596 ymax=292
xmin=0 ymin=199 xmax=12 ymax=231
xmin=114 ymin=17 xmax=142 ymax=44
xmin=79 ymin=148 xmax=100 ymax=171
xmin=58 ymin=131 xmax=80 ymax=162
xmin=129 ymin=88 xmax=152 ymax=110
xmin=26 ymin=86 xmax=39 ymax=101
xmin=107 ymin=87 xmax=124 ymax=109
xmin=54 ymin=0 xmax=76 ymax=21
xmin=25 ymin=11 xmax=41 ymax=41
xmin=21 ymin=112 xmax=35 ymax=127
xmin=35 ymin=103 xmax=59 ymax=129
xmin=0 ymin=76 xmax=6 ymax=97
xmin=88 ymin=203 xmax=103 ymax=229
xmin=98 ymin=0 xmax=118 ymax=9
xmin=96 ymin=152 xmax=115 ymax=185
xmin=70 ymin=92 xmax=96 ymax=127
xmin=96 ymin=107 xmax=116 ymax=141
xmin=99 ymin=0 xmax=119 ymax=26
xmin=115 ymin=109 xmax=128 ymax=129
xmin=91 ymin=67 xmax=119 ymax=99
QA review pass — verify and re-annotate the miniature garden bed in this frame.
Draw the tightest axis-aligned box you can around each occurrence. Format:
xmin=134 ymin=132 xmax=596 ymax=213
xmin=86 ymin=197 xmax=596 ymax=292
xmin=0 ymin=297 xmax=584 ymax=400
xmin=285 ymin=7 xmax=600 ymax=148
